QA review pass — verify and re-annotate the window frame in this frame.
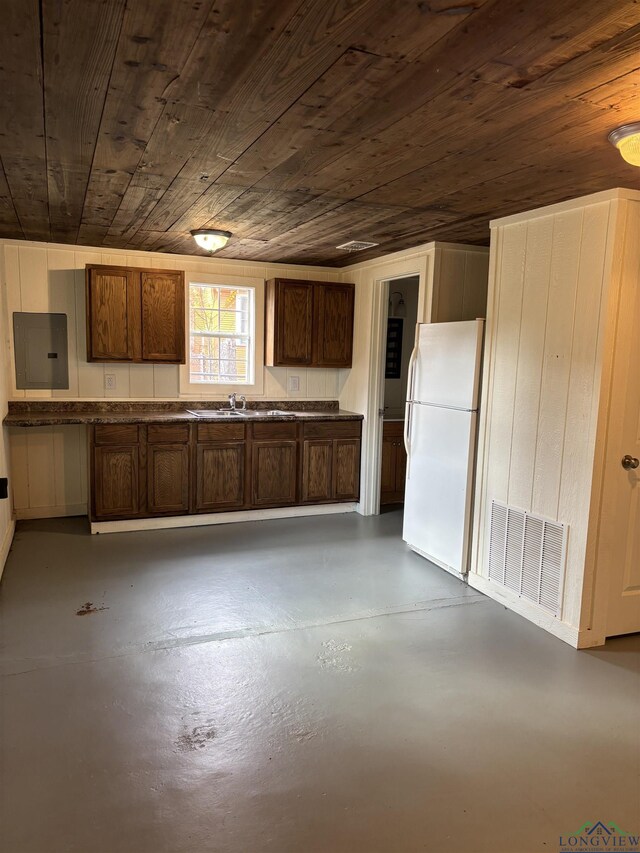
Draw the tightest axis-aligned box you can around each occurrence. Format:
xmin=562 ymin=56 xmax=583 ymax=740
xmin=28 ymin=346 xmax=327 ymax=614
xmin=179 ymin=271 xmax=264 ymax=398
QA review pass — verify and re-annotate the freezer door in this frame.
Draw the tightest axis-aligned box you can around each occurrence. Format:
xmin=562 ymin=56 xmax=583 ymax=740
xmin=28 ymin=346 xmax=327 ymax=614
xmin=402 ymin=403 xmax=477 ymax=576
xmin=412 ymin=320 xmax=484 ymax=410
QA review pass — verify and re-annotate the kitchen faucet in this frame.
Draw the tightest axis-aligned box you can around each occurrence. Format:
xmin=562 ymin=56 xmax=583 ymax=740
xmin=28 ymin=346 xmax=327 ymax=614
xmin=228 ymin=393 xmax=247 ymax=411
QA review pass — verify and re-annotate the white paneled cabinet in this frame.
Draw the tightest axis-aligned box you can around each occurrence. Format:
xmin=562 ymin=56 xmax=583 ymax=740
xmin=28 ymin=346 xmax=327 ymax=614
xmin=470 ymin=188 xmax=640 ymax=648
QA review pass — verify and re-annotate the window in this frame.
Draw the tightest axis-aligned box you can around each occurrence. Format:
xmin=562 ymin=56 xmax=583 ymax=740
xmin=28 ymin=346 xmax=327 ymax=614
xmin=180 ymin=272 xmax=264 ymax=397
xmin=189 ymin=283 xmax=254 ymax=385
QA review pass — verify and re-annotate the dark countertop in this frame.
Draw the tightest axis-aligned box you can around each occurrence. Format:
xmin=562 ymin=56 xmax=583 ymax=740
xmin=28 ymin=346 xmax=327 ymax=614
xmin=4 ymin=401 xmax=363 ymax=427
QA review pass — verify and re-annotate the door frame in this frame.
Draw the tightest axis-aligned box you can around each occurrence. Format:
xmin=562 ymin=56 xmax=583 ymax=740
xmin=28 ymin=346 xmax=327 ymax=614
xmin=361 ymin=265 xmax=426 ymax=516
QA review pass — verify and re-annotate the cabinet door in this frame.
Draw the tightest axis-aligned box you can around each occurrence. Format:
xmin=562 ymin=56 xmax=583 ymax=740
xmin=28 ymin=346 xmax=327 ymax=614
xmin=93 ymin=445 xmax=140 ymax=518
xmin=252 ymin=440 xmax=298 ymax=506
xmin=272 ymin=280 xmax=314 ymax=365
xmin=147 ymin=444 xmax=189 ymax=515
xmin=196 ymin=443 xmax=245 ymax=511
xmin=302 ymin=439 xmax=333 ymax=503
xmin=86 ymin=266 xmax=138 ymax=361
xmin=380 ymin=437 xmax=398 ymax=503
xmin=333 ymin=438 xmax=360 ymax=501
xmin=313 ymin=283 xmax=355 ymax=367
xmin=141 ymin=271 xmax=185 ymax=362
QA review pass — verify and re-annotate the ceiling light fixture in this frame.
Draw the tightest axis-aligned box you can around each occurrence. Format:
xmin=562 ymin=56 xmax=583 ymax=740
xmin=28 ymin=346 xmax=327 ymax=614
xmin=389 ymin=291 xmax=406 ymax=319
xmin=190 ymin=229 xmax=232 ymax=252
xmin=608 ymin=123 xmax=640 ymax=166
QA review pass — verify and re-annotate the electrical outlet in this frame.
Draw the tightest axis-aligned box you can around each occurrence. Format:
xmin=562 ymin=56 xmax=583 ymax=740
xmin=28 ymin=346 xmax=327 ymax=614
xmin=104 ymin=373 xmax=116 ymax=391
xmin=287 ymin=374 xmax=300 ymax=392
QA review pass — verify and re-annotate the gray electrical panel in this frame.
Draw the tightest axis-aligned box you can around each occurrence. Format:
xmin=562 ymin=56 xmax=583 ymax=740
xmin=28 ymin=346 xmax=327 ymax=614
xmin=13 ymin=312 xmax=69 ymax=390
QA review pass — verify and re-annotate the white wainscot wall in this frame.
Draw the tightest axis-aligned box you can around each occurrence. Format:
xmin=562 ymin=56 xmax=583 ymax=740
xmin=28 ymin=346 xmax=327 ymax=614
xmin=470 ymin=189 xmax=640 ymax=647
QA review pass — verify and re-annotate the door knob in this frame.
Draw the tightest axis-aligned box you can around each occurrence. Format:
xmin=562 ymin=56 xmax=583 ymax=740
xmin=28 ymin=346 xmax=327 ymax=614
xmin=622 ymin=455 xmax=640 ymax=470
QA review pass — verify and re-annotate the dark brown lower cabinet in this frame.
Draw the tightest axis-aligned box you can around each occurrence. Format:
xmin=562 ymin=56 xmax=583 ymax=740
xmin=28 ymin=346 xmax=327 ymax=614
xmin=301 ymin=421 xmax=361 ymax=503
xmin=252 ymin=440 xmax=298 ymax=506
xmin=147 ymin=444 xmax=189 ymax=515
xmin=196 ymin=443 xmax=246 ymax=511
xmin=194 ymin=422 xmax=247 ymax=512
xmin=380 ymin=421 xmax=407 ymax=505
xmin=93 ymin=444 xmax=140 ymax=518
xmin=146 ymin=424 xmax=190 ymax=515
xmin=333 ymin=438 xmax=361 ymax=501
xmin=302 ymin=439 xmax=333 ymax=502
xmin=90 ymin=417 xmax=361 ymax=521
xmin=250 ymin=421 xmax=298 ymax=507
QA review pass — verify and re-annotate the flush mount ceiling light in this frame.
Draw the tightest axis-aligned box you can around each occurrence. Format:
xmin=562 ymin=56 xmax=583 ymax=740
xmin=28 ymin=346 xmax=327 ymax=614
xmin=190 ymin=229 xmax=232 ymax=252
xmin=608 ymin=122 xmax=640 ymax=166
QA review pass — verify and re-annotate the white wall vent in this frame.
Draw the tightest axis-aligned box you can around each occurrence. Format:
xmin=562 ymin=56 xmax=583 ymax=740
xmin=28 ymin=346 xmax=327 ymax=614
xmin=335 ymin=240 xmax=379 ymax=251
xmin=488 ymin=501 xmax=567 ymax=617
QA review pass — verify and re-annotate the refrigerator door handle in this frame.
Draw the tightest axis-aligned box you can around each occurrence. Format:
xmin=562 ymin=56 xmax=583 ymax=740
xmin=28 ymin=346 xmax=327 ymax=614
xmin=404 ymin=401 xmax=412 ymax=459
xmin=406 ymin=340 xmax=419 ymax=403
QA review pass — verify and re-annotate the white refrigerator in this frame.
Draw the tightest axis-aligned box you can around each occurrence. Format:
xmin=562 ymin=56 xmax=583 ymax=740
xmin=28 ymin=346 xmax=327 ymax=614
xmin=402 ymin=319 xmax=484 ymax=579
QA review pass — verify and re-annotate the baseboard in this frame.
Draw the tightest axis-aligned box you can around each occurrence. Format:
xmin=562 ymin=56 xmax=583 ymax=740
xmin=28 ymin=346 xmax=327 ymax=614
xmin=14 ymin=504 xmax=87 ymax=520
xmin=91 ymin=502 xmax=357 ymax=534
xmin=468 ymin=573 xmax=581 ymax=648
xmin=577 ymin=629 xmax=606 ymax=649
xmin=0 ymin=518 xmax=16 ymax=583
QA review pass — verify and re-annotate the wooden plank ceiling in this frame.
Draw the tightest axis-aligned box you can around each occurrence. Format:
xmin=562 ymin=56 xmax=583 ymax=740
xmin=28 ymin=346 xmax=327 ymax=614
xmin=0 ymin=0 xmax=639 ymax=266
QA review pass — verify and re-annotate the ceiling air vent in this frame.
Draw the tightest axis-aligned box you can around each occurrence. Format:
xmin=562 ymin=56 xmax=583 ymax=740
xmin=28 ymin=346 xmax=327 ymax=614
xmin=488 ymin=501 xmax=567 ymax=617
xmin=335 ymin=240 xmax=379 ymax=252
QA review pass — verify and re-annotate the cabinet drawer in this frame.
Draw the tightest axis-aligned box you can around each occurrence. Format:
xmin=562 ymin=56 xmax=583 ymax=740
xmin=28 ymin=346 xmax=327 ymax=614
xmin=303 ymin=420 xmax=361 ymax=439
xmin=383 ymin=421 xmax=404 ymax=439
xmin=197 ymin=423 xmax=245 ymax=442
xmin=147 ymin=423 xmax=190 ymax=444
xmin=252 ymin=421 xmax=297 ymax=440
xmin=94 ymin=424 xmax=139 ymax=445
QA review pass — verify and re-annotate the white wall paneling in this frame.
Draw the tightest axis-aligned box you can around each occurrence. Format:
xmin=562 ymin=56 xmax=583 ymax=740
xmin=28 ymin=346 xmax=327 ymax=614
xmin=1 ymin=239 xmax=345 ymax=403
xmin=470 ymin=188 xmax=640 ymax=648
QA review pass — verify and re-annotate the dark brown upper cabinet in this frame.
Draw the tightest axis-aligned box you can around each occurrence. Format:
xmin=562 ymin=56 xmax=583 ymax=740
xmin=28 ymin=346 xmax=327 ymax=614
xmin=265 ymin=279 xmax=314 ymax=366
xmin=86 ymin=265 xmax=185 ymax=364
xmin=312 ymin=283 xmax=355 ymax=367
xmin=265 ymin=278 xmax=354 ymax=368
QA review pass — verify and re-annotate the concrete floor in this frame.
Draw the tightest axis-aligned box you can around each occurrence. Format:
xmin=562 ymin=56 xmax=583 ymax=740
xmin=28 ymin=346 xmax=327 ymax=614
xmin=0 ymin=510 xmax=638 ymax=853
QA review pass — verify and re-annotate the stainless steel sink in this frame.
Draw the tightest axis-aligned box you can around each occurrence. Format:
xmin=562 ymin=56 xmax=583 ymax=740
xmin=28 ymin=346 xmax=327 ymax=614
xmin=185 ymin=409 xmax=247 ymax=418
xmin=185 ymin=408 xmax=297 ymax=419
